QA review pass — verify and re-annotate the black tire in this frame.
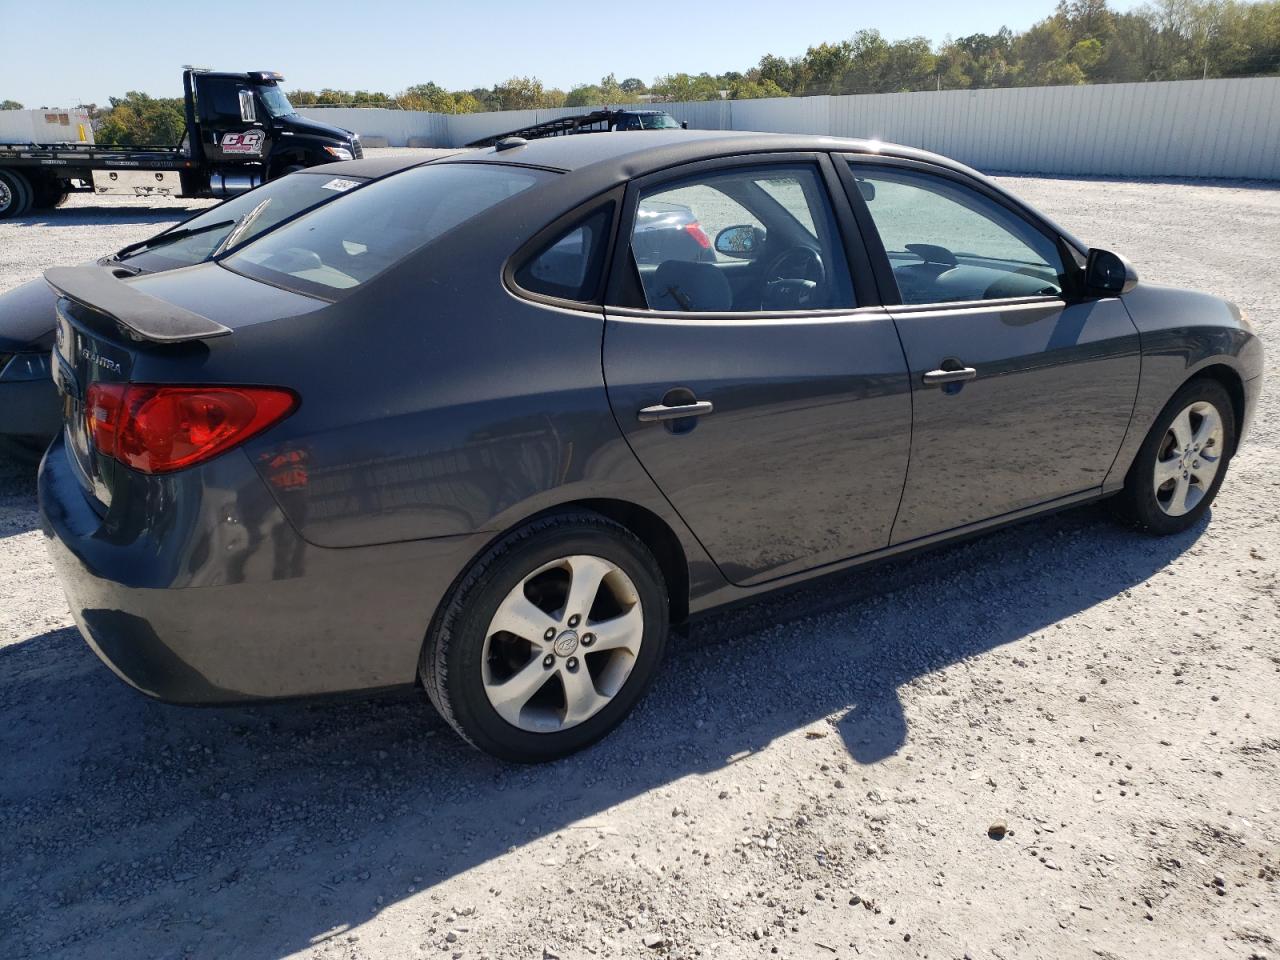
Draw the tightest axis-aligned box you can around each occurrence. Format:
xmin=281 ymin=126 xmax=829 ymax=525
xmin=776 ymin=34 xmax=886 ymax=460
xmin=30 ymin=180 xmax=69 ymax=210
xmin=274 ymin=164 xmax=306 ymax=179
xmin=1109 ymin=377 xmax=1236 ymax=535
xmin=420 ymin=511 xmax=669 ymax=762
xmin=0 ymin=169 xmax=33 ymax=219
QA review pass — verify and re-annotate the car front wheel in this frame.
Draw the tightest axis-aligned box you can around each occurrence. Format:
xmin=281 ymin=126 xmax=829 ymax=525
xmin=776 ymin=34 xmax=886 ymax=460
xmin=1110 ymin=377 xmax=1236 ymax=535
xmin=420 ymin=512 xmax=669 ymax=762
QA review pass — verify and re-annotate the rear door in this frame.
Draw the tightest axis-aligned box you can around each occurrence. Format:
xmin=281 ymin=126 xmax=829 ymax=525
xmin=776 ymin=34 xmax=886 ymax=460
xmin=838 ymin=157 xmax=1141 ymax=544
xmin=602 ymin=154 xmax=912 ymax=587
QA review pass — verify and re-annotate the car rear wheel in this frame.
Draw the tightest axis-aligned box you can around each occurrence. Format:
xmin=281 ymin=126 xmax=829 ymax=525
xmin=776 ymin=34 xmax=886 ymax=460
xmin=420 ymin=511 xmax=669 ymax=762
xmin=1109 ymin=377 xmax=1236 ymax=535
xmin=0 ymin=170 xmax=33 ymax=219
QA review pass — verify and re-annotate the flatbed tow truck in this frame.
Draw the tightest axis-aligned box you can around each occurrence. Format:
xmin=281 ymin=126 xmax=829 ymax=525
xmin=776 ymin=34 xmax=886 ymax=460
xmin=466 ymin=107 xmax=687 ymax=147
xmin=0 ymin=67 xmax=361 ymax=218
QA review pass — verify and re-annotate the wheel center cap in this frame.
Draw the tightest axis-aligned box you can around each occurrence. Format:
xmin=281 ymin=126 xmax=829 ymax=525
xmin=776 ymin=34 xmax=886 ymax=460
xmin=553 ymin=630 xmax=580 ymax=657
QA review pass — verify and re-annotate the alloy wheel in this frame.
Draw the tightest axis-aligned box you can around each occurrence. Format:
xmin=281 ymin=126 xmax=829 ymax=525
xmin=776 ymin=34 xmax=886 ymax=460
xmin=1153 ymin=400 xmax=1224 ymax=516
xmin=481 ymin=554 xmax=644 ymax=733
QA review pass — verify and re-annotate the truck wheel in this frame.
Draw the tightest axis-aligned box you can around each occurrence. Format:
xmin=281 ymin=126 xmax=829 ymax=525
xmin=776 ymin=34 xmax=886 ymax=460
xmin=0 ymin=170 xmax=33 ymax=218
xmin=31 ymin=181 xmax=69 ymax=210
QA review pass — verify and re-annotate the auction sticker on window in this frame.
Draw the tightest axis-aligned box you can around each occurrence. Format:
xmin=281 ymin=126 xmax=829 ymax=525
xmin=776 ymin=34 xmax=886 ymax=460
xmin=320 ymin=178 xmax=361 ymax=192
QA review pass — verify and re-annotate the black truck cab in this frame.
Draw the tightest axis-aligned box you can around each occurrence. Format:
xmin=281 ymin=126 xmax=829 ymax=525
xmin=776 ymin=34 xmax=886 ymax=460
xmin=0 ymin=68 xmax=361 ymax=217
xmin=185 ymin=69 xmax=361 ymax=180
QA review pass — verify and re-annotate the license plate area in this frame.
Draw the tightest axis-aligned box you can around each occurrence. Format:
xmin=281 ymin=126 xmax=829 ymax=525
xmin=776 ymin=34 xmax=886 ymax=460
xmin=54 ymin=303 xmax=119 ymax=508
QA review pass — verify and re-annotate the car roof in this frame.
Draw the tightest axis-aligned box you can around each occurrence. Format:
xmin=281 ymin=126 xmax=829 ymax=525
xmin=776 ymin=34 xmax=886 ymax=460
xmin=301 ymin=148 xmax=468 ymax=180
xmin=445 ymin=131 xmax=1088 ymax=255
xmin=448 ymin=129 xmax=970 ymax=177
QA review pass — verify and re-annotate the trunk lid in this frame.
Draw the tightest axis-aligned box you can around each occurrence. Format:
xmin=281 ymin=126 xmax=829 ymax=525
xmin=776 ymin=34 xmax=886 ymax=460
xmin=47 ymin=262 xmax=325 ymax=508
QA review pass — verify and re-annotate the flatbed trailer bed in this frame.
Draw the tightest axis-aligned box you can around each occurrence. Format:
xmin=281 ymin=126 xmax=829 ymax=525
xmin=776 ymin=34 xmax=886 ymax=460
xmin=0 ymin=142 xmax=197 ymax=170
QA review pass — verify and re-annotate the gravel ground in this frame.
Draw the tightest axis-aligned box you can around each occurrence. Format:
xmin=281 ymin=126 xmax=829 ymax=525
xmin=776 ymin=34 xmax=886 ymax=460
xmin=1 ymin=157 xmax=1278 ymax=960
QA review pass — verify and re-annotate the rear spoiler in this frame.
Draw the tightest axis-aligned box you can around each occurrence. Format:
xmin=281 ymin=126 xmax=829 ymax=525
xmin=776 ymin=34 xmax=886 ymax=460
xmin=45 ymin=264 xmax=232 ymax=343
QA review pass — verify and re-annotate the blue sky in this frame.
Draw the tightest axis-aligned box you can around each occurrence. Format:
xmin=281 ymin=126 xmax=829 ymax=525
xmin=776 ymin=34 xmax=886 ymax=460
xmin=6 ymin=0 xmax=1146 ymax=107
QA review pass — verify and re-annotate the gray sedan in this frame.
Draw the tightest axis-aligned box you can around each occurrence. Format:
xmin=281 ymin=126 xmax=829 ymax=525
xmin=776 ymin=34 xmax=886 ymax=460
xmin=39 ymin=131 xmax=1262 ymax=761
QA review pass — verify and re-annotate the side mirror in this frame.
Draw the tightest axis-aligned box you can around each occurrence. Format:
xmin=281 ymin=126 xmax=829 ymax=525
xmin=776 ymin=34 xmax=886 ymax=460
xmin=238 ymin=89 xmax=257 ymax=123
xmin=856 ymin=178 xmax=875 ymax=201
xmin=715 ymin=224 xmax=765 ymax=258
xmin=681 ymin=120 xmax=689 ymax=130
xmin=1084 ymin=248 xmax=1138 ymax=295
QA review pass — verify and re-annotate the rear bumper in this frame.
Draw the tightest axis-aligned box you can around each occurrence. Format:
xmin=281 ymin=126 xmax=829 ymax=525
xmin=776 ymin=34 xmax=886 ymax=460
xmin=0 ymin=374 xmax=60 ymax=441
xmin=39 ymin=436 xmax=479 ymax=704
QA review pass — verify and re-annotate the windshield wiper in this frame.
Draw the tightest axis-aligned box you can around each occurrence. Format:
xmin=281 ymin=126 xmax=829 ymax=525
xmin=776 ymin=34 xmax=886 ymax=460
xmin=115 ymin=219 xmax=237 ymax=258
xmin=213 ymin=198 xmax=272 ymax=257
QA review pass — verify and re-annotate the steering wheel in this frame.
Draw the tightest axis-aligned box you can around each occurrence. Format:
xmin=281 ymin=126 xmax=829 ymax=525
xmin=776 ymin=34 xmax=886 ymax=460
xmin=761 ymin=245 xmax=826 ymax=310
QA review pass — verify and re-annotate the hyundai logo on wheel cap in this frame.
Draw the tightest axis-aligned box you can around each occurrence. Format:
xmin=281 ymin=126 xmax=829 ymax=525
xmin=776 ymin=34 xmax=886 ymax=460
xmin=552 ymin=630 xmax=579 ymax=658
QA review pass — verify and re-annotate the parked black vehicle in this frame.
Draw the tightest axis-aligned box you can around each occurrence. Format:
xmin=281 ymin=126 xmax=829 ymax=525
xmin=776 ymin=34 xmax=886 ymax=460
xmin=0 ymin=154 xmax=467 ymax=461
xmin=0 ymin=68 xmax=361 ymax=218
xmin=40 ymin=131 xmax=1262 ymax=762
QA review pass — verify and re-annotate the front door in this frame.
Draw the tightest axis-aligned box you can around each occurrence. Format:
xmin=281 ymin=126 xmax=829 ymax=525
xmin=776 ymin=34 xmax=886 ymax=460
xmin=603 ymin=156 xmax=913 ymax=586
xmin=196 ymin=76 xmax=271 ymax=165
xmin=842 ymin=160 xmax=1141 ymax=544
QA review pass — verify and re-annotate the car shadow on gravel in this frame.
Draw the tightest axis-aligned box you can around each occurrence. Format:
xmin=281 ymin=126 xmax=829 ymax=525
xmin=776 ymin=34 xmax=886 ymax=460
xmin=10 ymin=207 xmax=207 ymax=229
xmin=0 ymin=503 xmax=1202 ymax=959
xmin=0 ymin=451 xmax=39 ymax=539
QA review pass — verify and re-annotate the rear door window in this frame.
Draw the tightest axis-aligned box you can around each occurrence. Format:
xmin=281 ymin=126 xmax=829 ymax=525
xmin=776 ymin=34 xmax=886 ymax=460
xmin=225 ymin=163 xmax=551 ymax=297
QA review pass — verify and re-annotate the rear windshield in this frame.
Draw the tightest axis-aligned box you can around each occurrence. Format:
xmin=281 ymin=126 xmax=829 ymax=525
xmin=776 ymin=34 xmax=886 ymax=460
xmin=118 ymin=173 xmax=367 ymax=272
xmin=224 ymin=163 xmax=551 ymax=297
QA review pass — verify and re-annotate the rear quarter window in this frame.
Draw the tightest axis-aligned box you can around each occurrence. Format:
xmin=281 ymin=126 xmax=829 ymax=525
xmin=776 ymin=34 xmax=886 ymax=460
xmin=225 ymin=163 xmax=552 ymax=298
xmin=513 ymin=206 xmax=614 ymax=304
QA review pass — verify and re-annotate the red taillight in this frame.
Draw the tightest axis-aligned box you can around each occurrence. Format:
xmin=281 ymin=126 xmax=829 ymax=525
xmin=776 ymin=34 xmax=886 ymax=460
xmin=84 ymin=383 xmax=297 ymax=474
xmin=684 ymin=221 xmax=712 ymax=249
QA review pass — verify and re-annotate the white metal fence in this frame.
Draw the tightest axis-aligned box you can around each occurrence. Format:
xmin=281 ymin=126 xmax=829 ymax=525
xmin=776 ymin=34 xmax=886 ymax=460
xmin=301 ymin=77 xmax=1280 ymax=180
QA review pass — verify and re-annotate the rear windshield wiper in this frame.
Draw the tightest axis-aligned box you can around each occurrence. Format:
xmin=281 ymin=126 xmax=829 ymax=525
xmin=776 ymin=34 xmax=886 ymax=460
xmin=115 ymin=219 xmax=237 ymax=258
xmin=213 ymin=198 xmax=272 ymax=257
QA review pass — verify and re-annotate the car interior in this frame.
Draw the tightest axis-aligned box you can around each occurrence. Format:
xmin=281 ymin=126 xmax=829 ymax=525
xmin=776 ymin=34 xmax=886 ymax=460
xmin=856 ymin=168 xmax=1068 ymax=305
xmin=633 ymin=168 xmax=853 ymax=313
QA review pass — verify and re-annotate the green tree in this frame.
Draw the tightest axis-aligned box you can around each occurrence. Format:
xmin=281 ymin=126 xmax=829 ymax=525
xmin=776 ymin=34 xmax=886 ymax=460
xmin=728 ymin=78 xmax=790 ymax=99
xmin=753 ymin=53 xmax=800 ymax=92
xmin=270 ymin=0 xmax=1280 ymax=119
xmin=95 ymin=91 xmax=186 ymax=146
xmin=490 ymin=76 xmax=564 ymax=110
xmin=650 ymin=72 xmax=723 ymax=101
xmin=0 ymin=99 xmax=22 ymax=110
xmin=564 ymin=84 xmax=603 ymax=107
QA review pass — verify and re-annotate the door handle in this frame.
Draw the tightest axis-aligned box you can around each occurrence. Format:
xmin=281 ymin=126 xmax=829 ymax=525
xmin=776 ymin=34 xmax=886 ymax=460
xmin=637 ymin=400 xmax=714 ymax=422
xmin=922 ymin=365 xmax=978 ymax=386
